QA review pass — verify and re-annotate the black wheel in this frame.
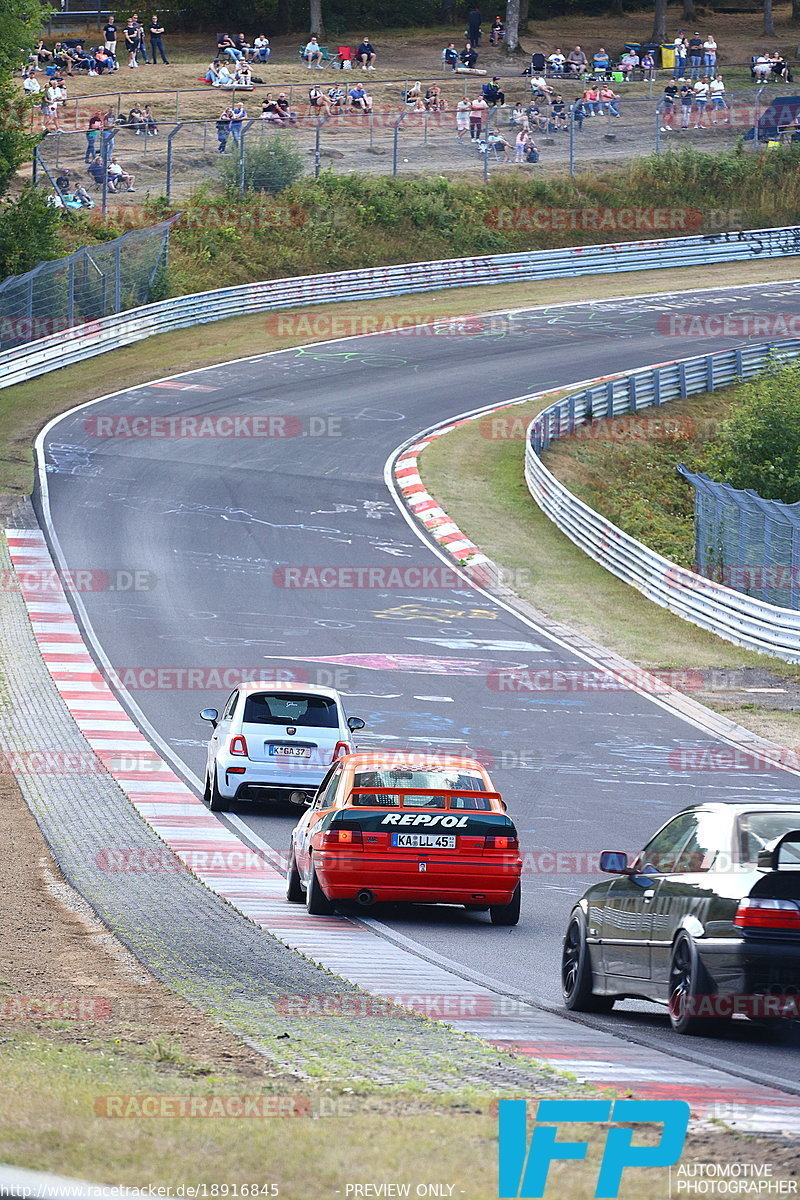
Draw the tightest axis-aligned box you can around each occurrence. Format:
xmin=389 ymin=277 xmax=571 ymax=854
xmin=286 ymin=847 xmax=303 ymax=902
xmin=490 ymin=883 xmax=521 ymax=926
xmin=562 ymin=912 xmax=615 ymax=1012
xmin=205 ymin=766 xmax=227 ymax=812
xmin=305 ymin=859 xmax=335 ymax=915
xmin=668 ymin=933 xmax=720 ymax=1035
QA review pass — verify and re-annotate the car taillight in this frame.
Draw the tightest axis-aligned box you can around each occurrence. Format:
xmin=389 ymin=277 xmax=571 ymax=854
xmin=484 ymin=835 xmax=519 ymax=850
xmin=332 ymin=741 xmax=351 ymax=761
xmin=318 ymin=828 xmax=363 ymax=848
xmin=734 ymin=898 xmax=800 ymax=930
xmin=229 ymin=735 xmax=248 ymax=756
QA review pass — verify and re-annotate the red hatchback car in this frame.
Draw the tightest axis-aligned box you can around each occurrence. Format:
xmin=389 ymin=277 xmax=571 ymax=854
xmin=286 ymin=752 xmax=522 ymax=924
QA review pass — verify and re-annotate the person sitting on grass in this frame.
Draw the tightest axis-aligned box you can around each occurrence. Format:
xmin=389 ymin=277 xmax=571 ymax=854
xmin=235 ymin=61 xmax=252 ymax=86
xmin=490 ymin=16 xmax=505 ymax=45
xmin=252 ymin=35 xmax=270 ymax=63
xmin=275 ymin=93 xmax=296 ymax=122
xmin=600 ymin=84 xmax=620 ymax=116
xmin=460 ymin=42 xmax=478 ymax=69
xmin=348 ymin=82 xmax=372 ymax=111
xmin=216 ymin=62 xmax=236 ymax=87
xmin=425 ymin=83 xmax=446 ymax=111
xmin=442 ymin=41 xmax=459 ymax=70
xmin=205 ymin=58 xmax=222 ymax=83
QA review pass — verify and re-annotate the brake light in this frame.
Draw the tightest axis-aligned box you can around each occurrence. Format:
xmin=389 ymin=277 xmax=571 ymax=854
xmin=318 ymin=828 xmax=363 ymax=848
xmin=229 ymin=735 xmax=248 ymax=756
xmin=734 ymin=898 xmax=800 ymax=930
xmin=484 ymin=835 xmax=519 ymax=850
xmin=332 ymin=741 xmax=351 ymax=761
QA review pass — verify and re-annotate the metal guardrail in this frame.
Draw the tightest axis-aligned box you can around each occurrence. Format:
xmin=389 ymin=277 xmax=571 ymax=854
xmin=2 ymin=224 xmax=800 ymax=386
xmin=525 ymin=340 xmax=800 ymax=662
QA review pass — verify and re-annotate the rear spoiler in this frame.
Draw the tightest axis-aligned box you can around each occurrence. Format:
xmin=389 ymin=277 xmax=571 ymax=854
xmin=757 ymin=829 xmax=800 ymax=871
xmin=349 ymin=787 xmax=506 ymax=811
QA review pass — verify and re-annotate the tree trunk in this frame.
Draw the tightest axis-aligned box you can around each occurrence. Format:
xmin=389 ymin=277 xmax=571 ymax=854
xmin=763 ymin=0 xmax=776 ymax=35
xmin=276 ymin=0 xmax=291 ymax=35
xmin=519 ymin=0 xmax=529 ymax=33
xmin=504 ymin=0 xmax=521 ymax=53
xmin=683 ymin=0 xmax=696 ymax=21
xmin=309 ymin=0 xmax=325 ymax=39
xmin=651 ymin=0 xmax=668 ymax=43
xmin=609 ymin=0 xmax=624 ymax=15
xmin=793 ymin=0 xmax=800 ymax=24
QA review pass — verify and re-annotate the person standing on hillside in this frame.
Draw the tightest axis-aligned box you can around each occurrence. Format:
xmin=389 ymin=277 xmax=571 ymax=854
xmin=468 ymin=8 xmax=482 ymax=46
xmin=688 ymin=31 xmax=703 ymax=79
xmin=103 ymin=15 xmax=117 ymax=58
xmin=149 ymin=15 xmax=169 ymax=64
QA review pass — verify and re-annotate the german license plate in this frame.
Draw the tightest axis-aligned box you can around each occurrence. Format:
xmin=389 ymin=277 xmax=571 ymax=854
xmin=391 ymin=833 xmax=456 ymax=849
xmin=268 ymin=745 xmax=311 ymax=758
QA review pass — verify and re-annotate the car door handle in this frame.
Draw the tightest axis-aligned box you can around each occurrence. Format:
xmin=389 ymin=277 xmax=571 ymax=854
xmin=643 ymin=890 xmax=655 ymax=902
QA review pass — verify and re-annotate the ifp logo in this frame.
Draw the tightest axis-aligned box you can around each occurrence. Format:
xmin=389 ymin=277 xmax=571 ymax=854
xmin=498 ymin=1099 xmax=689 ymax=1198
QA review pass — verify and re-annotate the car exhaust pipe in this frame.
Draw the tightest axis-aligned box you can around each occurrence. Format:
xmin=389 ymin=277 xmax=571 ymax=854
xmin=356 ymin=889 xmax=375 ymax=907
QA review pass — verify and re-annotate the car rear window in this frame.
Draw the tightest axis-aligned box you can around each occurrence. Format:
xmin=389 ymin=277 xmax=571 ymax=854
xmin=353 ymin=769 xmax=486 ymax=791
xmin=737 ymin=812 xmax=800 ymax=864
xmin=243 ymin=693 xmax=338 ymax=728
xmin=350 ymin=791 xmax=493 ymax=810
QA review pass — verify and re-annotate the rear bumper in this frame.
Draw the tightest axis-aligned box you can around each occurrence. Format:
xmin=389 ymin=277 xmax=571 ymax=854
xmin=218 ymin=761 xmax=327 ymax=799
xmin=316 ymin=852 xmax=521 ymax=905
xmin=698 ymin=936 xmax=800 ymax=1010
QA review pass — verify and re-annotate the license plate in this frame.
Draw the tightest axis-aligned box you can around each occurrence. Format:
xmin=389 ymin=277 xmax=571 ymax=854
xmin=391 ymin=833 xmax=456 ymax=849
xmin=268 ymin=745 xmax=311 ymax=758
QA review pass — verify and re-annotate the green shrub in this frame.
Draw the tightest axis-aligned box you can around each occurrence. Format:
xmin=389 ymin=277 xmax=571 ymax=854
xmin=220 ymin=136 xmax=305 ymax=197
xmin=0 ymin=183 xmax=62 ymax=277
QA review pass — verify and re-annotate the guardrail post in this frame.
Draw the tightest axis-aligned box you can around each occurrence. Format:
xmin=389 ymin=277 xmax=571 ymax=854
xmin=706 ymin=355 xmax=714 ymax=390
xmin=568 ymin=395 xmax=576 ymax=434
xmin=652 ymin=368 xmax=662 ymax=406
xmin=678 ymin=361 xmax=688 ymax=398
xmin=628 ymin=374 xmax=637 ymax=412
xmin=605 ymin=380 xmax=614 ymax=417
xmin=166 ymin=123 xmax=183 ymax=204
xmin=735 ymin=348 xmax=744 ymax=378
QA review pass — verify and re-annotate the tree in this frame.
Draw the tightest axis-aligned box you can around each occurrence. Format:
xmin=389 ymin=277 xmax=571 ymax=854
xmin=0 ymin=0 xmax=43 ymax=200
xmin=651 ymin=0 xmax=668 ymax=44
xmin=763 ymin=0 xmax=776 ymax=35
xmin=793 ymin=0 xmax=800 ymax=24
xmin=683 ymin=0 xmax=696 ymax=21
xmin=504 ymin=0 xmax=521 ymax=53
xmin=519 ymin=0 xmax=529 ymax=33
xmin=309 ymin=0 xmax=325 ymax=38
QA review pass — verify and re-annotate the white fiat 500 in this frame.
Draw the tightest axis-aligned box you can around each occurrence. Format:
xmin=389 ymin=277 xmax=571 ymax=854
xmin=200 ymin=681 xmax=365 ymax=811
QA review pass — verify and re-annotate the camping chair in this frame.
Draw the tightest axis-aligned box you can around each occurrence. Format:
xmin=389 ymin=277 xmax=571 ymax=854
xmin=336 ymin=45 xmax=354 ymax=69
xmin=298 ymin=43 xmax=333 ymax=67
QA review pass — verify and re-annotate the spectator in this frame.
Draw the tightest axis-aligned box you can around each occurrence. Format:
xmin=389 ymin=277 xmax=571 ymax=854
xmin=661 ymin=81 xmax=678 ymax=130
xmin=41 ymin=86 xmax=61 ymax=131
xmin=641 ymin=50 xmax=655 ymax=80
xmin=55 ymin=169 xmax=71 ymax=192
xmin=688 ymin=32 xmax=703 ymax=79
xmin=327 ymin=85 xmax=345 ymax=109
xmin=131 ymin=13 xmax=150 ymax=64
xmin=309 ymin=83 xmax=331 ymax=114
xmin=486 ymin=129 xmax=512 ymax=158
xmin=752 ymin=53 xmax=771 ymax=81
xmin=582 ymin=84 xmax=600 ymax=115
xmin=709 ymin=74 xmax=728 ymax=122
xmin=770 ymin=52 xmax=792 ymax=81
xmin=425 ymin=83 xmax=446 ymax=110
xmin=356 ymin=37 xmax=376 ymax=69
xmin=442 ymin=42 xmax=459 ymax=70
xmin=619 ymin=50 xmax=639 ymax=80
xmin=260 ymin=92 xmax=281 ymax=122
xmin=22 ymin=69 xmax=41 ymax=94
xmin=108 ymin=158 xmax=135 ymax=190
xmin=490 ymin=16 xmax=504 ymax=45
xmin=572 ymin=99 xmax=587 ymax=130
xmin=547 ymin=48 xmax=565 ymax=75
xmin=551 ymin=94 xmax=567 ymax=129
xmin=216 ymin=107 xmax=231 ymax=150
xmin=592 ymin=48 xmax=611 ymax=78
xmin=348 ymin=82 xmax=372 ymax=111
xmin=128 ymin=102 xmax=145 ymax=132
xmin=467 ymin=7 xmax=482 ymax=45
xmin=87 ymin=154 xmax=108 ymax=187
xmin=510 ymin=100 xmax=526 ymax=125
xmin=149 ymin=15 xmax=169 ymax=64
xmin=530 ymin=72 xmax=553 ymax=100
xmin=124 ymin=23 xmax=139 ymax=68
xmin=566 ymin=46 xmax=587 ymax=76
xmin=482 ymin=76 xmax=505 ymax=105
xmin=216 ymin=62 xmax=236 ymax=87
xmin=679 ymin=81 xmax=694 ymax=127
xmin=460 ymin=42 xmax=478 ymax=69
xmin=469 ymin=93 xmax=489 ymax=139
xmin=526 ymin=102 xmax=547 ymax=131
xmin=252 ymin=36 xmax=270 ymax=63
xmin=103 ymin=17 xmax=117 ymax=56
xmin=217 ymin=33 xmax=241 ymax=61
xmin=229 ymin=100 xmax=246 ymax=143
xmin=51 ymin=42 xmax=72 ymax=74
xmin=693 ymin=75 xmax=709 ymax=126
xmin=233 ymin=33 xmax=251 ymax=58
xmin=673 ymin=34 xmax=687 ymax=78
xmin=143 ymin=103 xmax=158 ymax=134
xmin=304 ymin=37 xmax=324 ymax=68
xmin=68 ymin=42 xmax=93 ymax=71
xmin=72 ymin=183 xmax=93 ymax=206
xmin=456 ymin=95 xmax=471 ymax=139
xmin=600 ymin=84 xmax=620 ymax=115
xmin=93 ymin=47 xmax=115 ymax=74
xmin=524 ymin=134 xmax=539 ymax=161
xmin=235 ymin=62 xmax=252 ymax=86
xmin=33 ymin=39 xmax=54 ymax=68
xmin=205 ymin=58 xmax=222 ymax=84
xmin=703 ymin=34 xmax=716 ymax=70
xmin=514 ymin=125 xmax=528 ymax=161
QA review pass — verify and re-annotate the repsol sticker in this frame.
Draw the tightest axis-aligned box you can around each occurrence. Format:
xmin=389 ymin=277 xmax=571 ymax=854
xmin=379 ymin=814 xmax=470 ymax=828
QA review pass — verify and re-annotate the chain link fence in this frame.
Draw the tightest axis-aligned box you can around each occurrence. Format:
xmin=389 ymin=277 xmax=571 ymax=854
xmin=32 ymin=84 xmax=778 ymax=205
xmin=679 ymin=466 xmax=800 ymax=610
xmin=0 ymin=219 xmax=173 ymax=349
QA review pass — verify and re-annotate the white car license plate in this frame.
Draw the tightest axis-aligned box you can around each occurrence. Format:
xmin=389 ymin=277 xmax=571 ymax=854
xmin=268 ymin=745 xmax=311 ymax=758
xmin=391 ymin=833 xmax=456 ymax=849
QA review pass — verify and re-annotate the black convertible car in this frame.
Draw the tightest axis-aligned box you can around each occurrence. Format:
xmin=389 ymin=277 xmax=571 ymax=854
xmin=562 ymin=802 xmax=800 ymax=1034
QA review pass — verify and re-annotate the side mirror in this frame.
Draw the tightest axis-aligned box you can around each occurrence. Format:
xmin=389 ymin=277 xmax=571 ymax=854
xmin=347 ymin=716 xmax=365 ymax=732
xmin=600 ymin=850 xmax=629 ymax=874
xmin=200 ymin=708 xmax=219 ymax=726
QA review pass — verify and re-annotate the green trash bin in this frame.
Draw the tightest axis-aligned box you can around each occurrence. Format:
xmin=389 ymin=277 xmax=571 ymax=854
xmin=611 ymin=70 xmax=624 ymax=82
xmin=661 ymin=43 xmax=675 ymax=69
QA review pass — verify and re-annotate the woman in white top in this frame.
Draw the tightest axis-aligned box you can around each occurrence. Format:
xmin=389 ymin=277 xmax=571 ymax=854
xmin=709 ymin=74 xmax=728 ymax=122
xmin=456 ymin=96 xmax=471 ymax=140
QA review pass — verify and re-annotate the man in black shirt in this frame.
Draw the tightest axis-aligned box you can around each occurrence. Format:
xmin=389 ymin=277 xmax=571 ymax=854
xmin=149 ymin=15 xmax=169 ymax=63
xmin=356 ymin=38 xmax=376 ymax=69
xmin=688 ymin=32 xmax=703 ymax=79
xmin=103 ymin=16 xmax=116 ymax=56
xmin=661 ymin=81 xmax=677 ymax=130
xmin=467 ymin=8 xmax=481 ymax=45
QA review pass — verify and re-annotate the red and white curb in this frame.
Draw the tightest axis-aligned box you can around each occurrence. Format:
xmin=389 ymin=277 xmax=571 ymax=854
xmin=7 ymin=528 xmax=800 ymax=1135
